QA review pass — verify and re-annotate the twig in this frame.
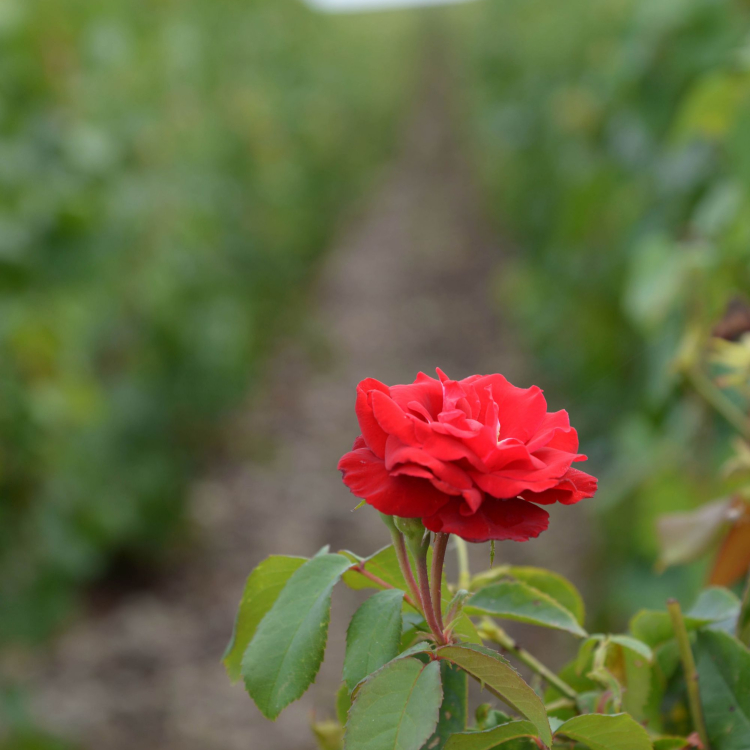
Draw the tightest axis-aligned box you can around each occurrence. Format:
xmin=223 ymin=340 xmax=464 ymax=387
xmin=479 ymin=619 xmax=578 ymax=701
xmin=390 ymin=528 xmax=423 ymax=613
xmin=351 ymin=564 xmax=420 ymax=612
xmin=667 ymin=598 xmax=711 ymax=750
xmin=455 ymin=536 xmax=471 ymax=591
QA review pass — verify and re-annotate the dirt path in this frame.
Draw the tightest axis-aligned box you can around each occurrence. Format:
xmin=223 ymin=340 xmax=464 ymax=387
xmin=21 ymin=68 xmax=595 ymax=750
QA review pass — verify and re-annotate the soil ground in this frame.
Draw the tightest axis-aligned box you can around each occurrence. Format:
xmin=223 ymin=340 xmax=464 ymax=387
xmin=18 ymin=67 xmax=596 ymax=750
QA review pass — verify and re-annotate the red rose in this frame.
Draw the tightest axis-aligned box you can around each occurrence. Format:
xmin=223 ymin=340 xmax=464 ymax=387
xmin=338 ymin=369 xmax=597 ymax=543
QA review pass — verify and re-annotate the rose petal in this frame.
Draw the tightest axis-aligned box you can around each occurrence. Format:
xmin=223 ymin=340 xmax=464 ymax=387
xmin=521 ymin=467 xmax=598 ymax=505
xmin=423 ymin=497 xmax=550 ymax=543
xmin=338 ymin=446 xmax=449 ymax=517
xmin=355 ymin=378 xmax=390 ymax=458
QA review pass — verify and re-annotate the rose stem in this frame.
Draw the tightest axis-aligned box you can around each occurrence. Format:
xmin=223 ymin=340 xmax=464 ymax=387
xmin=479 ymin=619 xmax=578 ymax=701
xmin=414 ymin=552 xmax=445 ymax=644
xmin=431 ymin=532 xmax=450 ymax=634
xmin=351 ymin=564 xmax=420 ymax=612
xmin=389 ymin=528 xmax=423 ymax=612
xmin=454 ymin=536 xmax=471 ymax=591
xmin=667 ymin=599 xmax=711 ymax=750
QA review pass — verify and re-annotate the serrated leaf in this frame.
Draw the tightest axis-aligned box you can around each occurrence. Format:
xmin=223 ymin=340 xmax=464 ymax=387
xmin=695 ymin=629 xmax=750 ymax=748
xmin=242 ymin=553 xmax=352 ymax=719
xmin=423 ymin=662 xmax=468 ymax=750
xmin=223 ymin=554 xmax=306 ymax=681
xmin=466 ymin=580 xmax=587 ymax=637
xmin=344 ymin=657 xmax=443 ymax=750
xmin=436 ymin=644 xmax=551 ymax=748
xmin=344 ymin=590 xmax=404 ymax=691
xmin=337 ymin=683 xmax=352 ymax=726
xmin=555 ymin=713 xmax=653 ymax=750
xmin=443 ymin=720 xmax=539 ymax=750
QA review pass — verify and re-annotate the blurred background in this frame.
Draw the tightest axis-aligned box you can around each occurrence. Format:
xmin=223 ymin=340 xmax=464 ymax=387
xmin=1 ymin=0 xmax=749 ymax=747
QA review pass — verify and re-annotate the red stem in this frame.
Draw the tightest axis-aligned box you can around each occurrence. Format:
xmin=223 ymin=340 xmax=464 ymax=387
xmin=390 ymin=529 xmax=422 ymax=610
xmin=415 ymin=552 xmax=445 ymax=644
xmin=431 ymin=532 xmax=449 ymax=634
xmin=352 ymin=564 xmax=420 ymax=612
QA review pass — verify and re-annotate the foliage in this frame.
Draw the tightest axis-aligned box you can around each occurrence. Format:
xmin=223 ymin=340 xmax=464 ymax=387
xmin=449 ymin=0 xmax=750 ymax=620
xmin=226 ymin=519 xmax=750 ymax=749
xmin=0 ymin=0 xmax=416 ymax=643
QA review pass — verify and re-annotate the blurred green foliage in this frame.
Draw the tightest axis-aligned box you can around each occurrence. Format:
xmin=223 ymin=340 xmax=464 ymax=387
xmin=0 ymin=0 xmax=417 ymax=643
xmin=451 ymin=0 xmax=750 ymax=621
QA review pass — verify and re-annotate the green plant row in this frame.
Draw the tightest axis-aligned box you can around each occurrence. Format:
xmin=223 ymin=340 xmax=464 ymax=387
xmin=449 ymin=0 xmax=750 ymax=617
xmin=0 ymin=0 xmax=417 ymax=643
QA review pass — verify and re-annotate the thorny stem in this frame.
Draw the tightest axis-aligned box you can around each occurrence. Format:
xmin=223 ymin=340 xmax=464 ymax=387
xmin=351 ymin=564 xmax=420 ymax=612
xmin=668 ymin=599 xmax=711 ymax=750
xmin=431 ymin=532 xmax=449 ymax=634
xmin=455 ymin=536 xmax=471 ymax=591
xmin=389 ymin=528 xmax=422 ymax=611
xmin=480 ymin=619 xmax=578 ymax=702
xmin=415 ymin=551 xmax=446 ymax=645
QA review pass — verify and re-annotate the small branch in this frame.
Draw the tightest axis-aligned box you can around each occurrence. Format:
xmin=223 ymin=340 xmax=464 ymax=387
xmin=351 ymin=564 xmax=420 ymax=612
xmin=415 ymin=552 xmax=446 ymax=644
xmin=544 ymin=697 xmax=576 ymax=713
xmin=455 ymin=536 xmax=471 ymax=591
xmin=480 ymin=619 xmax=578 ymax=701
xmin=668 ymin=599 xmax=711 ymax=750
xmin=390 ymin=528 xmax=422 ymax=611
xmin=431 ymin=532 xmax=450 ymax=634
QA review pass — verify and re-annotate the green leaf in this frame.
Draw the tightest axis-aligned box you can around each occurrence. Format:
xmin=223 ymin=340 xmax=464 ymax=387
xmin=577 ymin=634 xmax=653 ymax=671
xmin=695 ymin=629 xmax=750 ymax=748
xmin=443 ymin=721 xmax=539 ymax=750
xmin=223 ymin=554 xmax=306 ymax=681
xmin=653 ymin=739 xmax=692 ymax=750
xmin=423 ymin=662 xmax=468 ymax=750
xmin=688 ymin=587 xmax=741 ymax=622
xmin=449 ymin=611 xmax=483 ymax=646
xmin=631 ymin=588 xmax=741 ymax=648
xmin=337 ymin=683 xmax=352 ymax=726
xmin=242 ymin=553 xmax=352 ymax=719
xmin=344 ymin=657 xmax=443 ymax=750
xmin=555 ymin=713 xmax=653 ymax=750
xmin=344 ymin=590 xmax=405 ymax=691
xmin=436 ymin=644 xmax=551 ymax=748
xmin=507 ymin=566 xmax=585 ymax=626
xmin=466 ymin=581 xmax=587 ymax=637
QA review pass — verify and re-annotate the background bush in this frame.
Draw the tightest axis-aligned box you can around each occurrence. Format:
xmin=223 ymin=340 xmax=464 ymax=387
xmin=0 ymin=0 xmax=416 ymax=643
xmin=450 ymin=0 xmax=750 ymax=622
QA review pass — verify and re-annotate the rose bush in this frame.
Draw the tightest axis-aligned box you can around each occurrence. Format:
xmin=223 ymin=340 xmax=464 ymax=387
xmin=338 ymin=369 xmax=597 ymax=542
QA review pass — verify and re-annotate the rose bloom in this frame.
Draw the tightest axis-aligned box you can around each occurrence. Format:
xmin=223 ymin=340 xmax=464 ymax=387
xmin=338 ymin=369 xmax=597 ymax=543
